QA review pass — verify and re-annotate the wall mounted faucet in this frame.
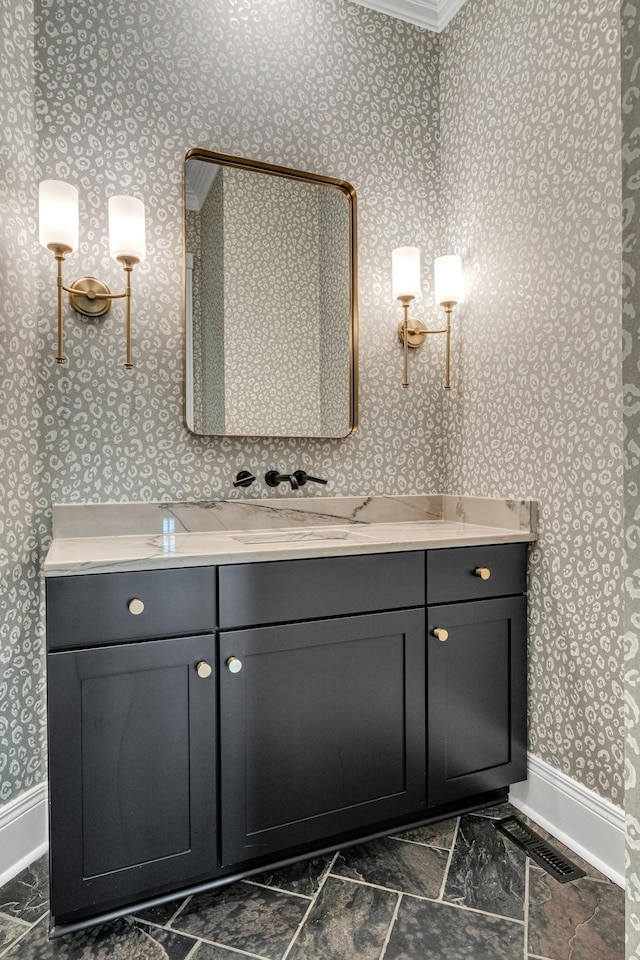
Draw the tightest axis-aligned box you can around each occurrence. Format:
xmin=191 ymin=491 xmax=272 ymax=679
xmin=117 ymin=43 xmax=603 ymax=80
xmin=265 ymin=471 xmax=300 ymax=490
xmin=264 ymin=470 xmax=328 ymax=490
xmin=293 ymin=471 xmax=328 ymax=487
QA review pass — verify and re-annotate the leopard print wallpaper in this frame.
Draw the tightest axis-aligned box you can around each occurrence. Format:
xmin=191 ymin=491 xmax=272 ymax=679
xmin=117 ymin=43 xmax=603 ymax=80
xmin=0 ymin=0 xmax=630 ymax=857
xmin=439 ymin=0 xmax=625 ymax=803
xmin=622 ymin=0 xmax=640 ymax=951
xmin=0 ymin=1 xmax=47 ymax=805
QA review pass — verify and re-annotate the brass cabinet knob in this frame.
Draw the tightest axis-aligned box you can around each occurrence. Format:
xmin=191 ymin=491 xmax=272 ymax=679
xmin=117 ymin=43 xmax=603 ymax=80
xmin=475 ymin=567 xmax=491 ymax=580
xmin=226 ymin=656 xmax=243 ymax=674
xmin=196 ymin=661 xmax=212 ymax=679
xmin=433 ymin=628 xmax=449 ymax=642
xmin=128 ymin=598 xmax=145 ymax=615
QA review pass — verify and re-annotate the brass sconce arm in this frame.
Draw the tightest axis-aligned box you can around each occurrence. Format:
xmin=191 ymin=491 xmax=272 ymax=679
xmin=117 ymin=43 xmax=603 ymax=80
xmin=47 ymin=244 xmax=140 ymax=369
xmin=392 ymin=249 xmax=463 ymax=389
xmin=40 ymin=183 xmax=145 ymax=368
xmin=396 ymin=296 xmax=454 ymax=390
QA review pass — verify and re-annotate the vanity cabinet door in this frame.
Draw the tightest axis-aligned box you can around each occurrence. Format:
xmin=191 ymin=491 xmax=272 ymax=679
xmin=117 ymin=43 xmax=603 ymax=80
xmin=219 ymin=609 xmax=425 ymax=867
xmin=427 ymin=597 xmax=527 ymax=807
xmin=47 ymin=634 xmax=217 ymax=919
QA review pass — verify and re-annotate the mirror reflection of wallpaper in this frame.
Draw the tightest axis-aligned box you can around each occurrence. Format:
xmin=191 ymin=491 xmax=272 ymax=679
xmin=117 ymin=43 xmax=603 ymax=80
xmin=187 ymin=170 xmax=225 ymax=435
xmin=319 ymin=187 xmax=351 ymax=437
xmin=187 ymin=164 xmax=351 ymax=436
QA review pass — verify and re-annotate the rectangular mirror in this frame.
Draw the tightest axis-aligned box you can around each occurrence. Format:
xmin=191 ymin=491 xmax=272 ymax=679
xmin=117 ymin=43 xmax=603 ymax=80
xmin=184 ymin=149 xmax=358 ymax=438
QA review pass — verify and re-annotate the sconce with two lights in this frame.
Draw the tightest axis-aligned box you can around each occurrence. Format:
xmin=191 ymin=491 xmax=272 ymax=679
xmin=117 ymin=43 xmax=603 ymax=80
xmin=393 ymin=247 xmax=464 ymax=389
xmin=39 ymin=180 xmax=146 ymax=368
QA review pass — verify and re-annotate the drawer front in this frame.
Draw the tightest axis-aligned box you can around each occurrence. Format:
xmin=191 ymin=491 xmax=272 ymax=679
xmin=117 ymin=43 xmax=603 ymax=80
xmin=47 ymin=567 xmax=216 ymax=650
xmin=426 ymin=543 xmax=527 ymax=604
xmin=219 ymin=552 xmax=424 ymax=628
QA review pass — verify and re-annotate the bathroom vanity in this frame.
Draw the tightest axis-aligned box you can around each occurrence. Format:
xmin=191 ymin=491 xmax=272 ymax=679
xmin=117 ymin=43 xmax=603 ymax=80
xmin=43 ymin=495 xmax=535 ymax=936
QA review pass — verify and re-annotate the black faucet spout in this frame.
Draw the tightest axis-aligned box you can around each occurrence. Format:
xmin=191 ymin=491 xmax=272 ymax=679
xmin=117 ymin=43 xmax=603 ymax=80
xmin=265 ymin=470 xmax=299 ymax=490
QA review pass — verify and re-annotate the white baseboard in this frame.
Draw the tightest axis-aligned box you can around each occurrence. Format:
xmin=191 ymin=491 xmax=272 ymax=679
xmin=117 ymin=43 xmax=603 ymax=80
xmin=0 ymin=782 xmax=48 ymax=887
xmin=509 ymin=753 xmax=624 ymax=887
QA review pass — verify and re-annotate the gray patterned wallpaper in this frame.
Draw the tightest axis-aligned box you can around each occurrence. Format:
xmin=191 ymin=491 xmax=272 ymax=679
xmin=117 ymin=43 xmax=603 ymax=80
xmin=319 ymin=187 xmax=352 ymax=437
xmin=440 ymin=0 xmax=625 ymax=803
xmin=622 ymin=0 xmax=640 ymax=951
xmin=0 ymin=1 xmax=47 ymax=804
xmin=199 ymin=171 xmax=226 ymax=434
xmin=0 ymin=0 xmax=445 ymax=807
xmin=0 ymin=0 xmax=629 ymax=835
xmin=222 ymin=170 xmax=323 ymax=436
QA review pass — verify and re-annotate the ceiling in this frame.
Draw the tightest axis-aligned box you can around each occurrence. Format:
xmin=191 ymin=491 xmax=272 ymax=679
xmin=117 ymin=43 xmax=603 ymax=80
xmin=348 ymin=0 xmax=468 ymax=32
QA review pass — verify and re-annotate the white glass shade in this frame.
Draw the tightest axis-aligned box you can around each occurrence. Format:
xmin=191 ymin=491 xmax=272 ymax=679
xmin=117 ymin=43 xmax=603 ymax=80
xmin=39 ymin=180 xmax=79 ymax=252
xmin=434 ymin=254 xmax=464 ymax=305
xmin=392 ymin=246 xmax=421 ymax=300
xmin=108 ymin=195 xmax=146 ymax=262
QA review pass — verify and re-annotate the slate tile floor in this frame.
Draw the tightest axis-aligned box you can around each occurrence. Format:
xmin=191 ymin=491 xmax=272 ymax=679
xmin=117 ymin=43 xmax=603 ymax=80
xmin=0 ymin=804 xmax=624 ymax=960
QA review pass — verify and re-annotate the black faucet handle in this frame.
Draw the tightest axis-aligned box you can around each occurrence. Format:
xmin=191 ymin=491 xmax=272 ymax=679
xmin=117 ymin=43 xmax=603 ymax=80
xmin=293 ymin=470 xmax=328 ymax=487
xmin=233 ymin=470 xmax=256 ymax=488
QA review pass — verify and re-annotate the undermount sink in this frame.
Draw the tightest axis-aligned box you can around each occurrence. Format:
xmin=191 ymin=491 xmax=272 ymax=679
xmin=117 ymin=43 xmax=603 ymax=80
xmin=229 ymin=527 xmax=375 ymax=545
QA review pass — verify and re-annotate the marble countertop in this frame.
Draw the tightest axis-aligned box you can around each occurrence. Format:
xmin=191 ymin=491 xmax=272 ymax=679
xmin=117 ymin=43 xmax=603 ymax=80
xmin=44 ymin=495 xmax=537 ymax=577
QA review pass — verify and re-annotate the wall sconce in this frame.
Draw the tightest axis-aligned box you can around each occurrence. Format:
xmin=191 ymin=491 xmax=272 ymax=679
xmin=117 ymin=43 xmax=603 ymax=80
xmin=392 ymin=247 xmax=464 ymax=389
xmin=39 ymin=180 xmax=146 ymax=369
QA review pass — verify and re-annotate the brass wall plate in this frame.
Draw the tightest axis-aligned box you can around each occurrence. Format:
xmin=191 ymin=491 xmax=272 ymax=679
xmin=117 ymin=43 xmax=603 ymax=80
xmin=397 ymin=318 xmax=428 ymax=348
xmin=68 ymin=277 xmax=112 ymax=318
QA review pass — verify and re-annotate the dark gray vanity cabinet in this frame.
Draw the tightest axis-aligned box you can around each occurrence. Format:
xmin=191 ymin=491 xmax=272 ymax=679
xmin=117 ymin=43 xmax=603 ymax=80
xmin=46 ymin=568 xmax=217 ymax=920
xmin=426 ymin=544 xmax=528 ymax=807
xmin=217 ymin=552 xmax=426 ymax=866
xmin=45 ymin=543 xmax=528 ymax=935
xmin=219 ymin=609 xmax=425 ymax=866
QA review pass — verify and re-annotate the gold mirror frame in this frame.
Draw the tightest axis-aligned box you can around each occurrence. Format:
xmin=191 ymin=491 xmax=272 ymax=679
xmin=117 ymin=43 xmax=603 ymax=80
xmin=183 ymin=148 xmax=358 ymax=439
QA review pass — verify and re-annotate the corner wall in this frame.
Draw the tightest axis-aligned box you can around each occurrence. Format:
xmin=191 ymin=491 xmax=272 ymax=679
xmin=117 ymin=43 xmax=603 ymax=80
xmin=439 ymin=0 xmax=625 ymax=805
xmin=0 ymin=2 xmax=46 ymax=806
xmin=621 ymin=0 xmax=640 ymax=951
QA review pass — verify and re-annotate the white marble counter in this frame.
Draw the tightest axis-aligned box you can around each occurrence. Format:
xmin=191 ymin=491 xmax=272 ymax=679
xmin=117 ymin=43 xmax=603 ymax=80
xmin=44 ymin=495 xmax=537 ymax=577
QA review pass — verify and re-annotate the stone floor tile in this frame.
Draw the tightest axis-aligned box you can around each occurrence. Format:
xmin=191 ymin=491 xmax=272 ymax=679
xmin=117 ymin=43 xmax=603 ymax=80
xmin=392 ymin=818 xmax=457 ymax=851
xmin=527 ymin=867 xmax=624 ymax=960
xmin=443 ymin=814 xmax=526 ymax=920
xmin=0 ymin=912 xmax=30 ymax=951
xmin=190 ymin=943 xmax=262 ymax=959
xmin=333 ymin=835 xmax=449 ymax=899
xmin=250 ymin=854 xmax=334 ymax=897
xmin=133 ymin=898 xmax=187 ymax=926
xmin=0 ymin=915 xmax=197 ymax=960
xmin=287 ymin=875 xmax=397 ymax=960
xmin=0 ymin=857 xmax=49 ymax=923
xmin=169 ymin=880 xmax=308 ymax=958
xmin=467 ymin=802 xmax=518 ymax=820
xmin=383 ymin=896 xmax=525 ymax=960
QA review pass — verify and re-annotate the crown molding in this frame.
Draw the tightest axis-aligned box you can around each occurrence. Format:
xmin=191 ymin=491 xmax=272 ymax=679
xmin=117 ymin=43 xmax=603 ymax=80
xmin=184 ymin=160 xmax=220 ymax=212
xmin=347 ymin=0 xmax=468 ymax=32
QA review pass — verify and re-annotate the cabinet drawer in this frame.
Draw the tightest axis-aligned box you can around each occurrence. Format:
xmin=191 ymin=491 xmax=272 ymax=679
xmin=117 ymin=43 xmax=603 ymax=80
xmin=219 ymin=552 xmax=424 ymax=628
xmin=47 ymin=567 xmax=216 ymax=650
xmin=426 ymin=543 xmax=527 ymax=604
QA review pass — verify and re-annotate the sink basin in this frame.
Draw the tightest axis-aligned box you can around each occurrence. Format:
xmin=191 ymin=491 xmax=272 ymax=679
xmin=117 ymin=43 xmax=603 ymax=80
xmin=229 ymin=527 xmax=374 ymax=545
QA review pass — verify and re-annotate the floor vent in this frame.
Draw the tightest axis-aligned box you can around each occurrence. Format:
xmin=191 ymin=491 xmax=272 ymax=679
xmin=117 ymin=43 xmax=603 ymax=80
xmin=494 ymin=816 xmax=586 ymax=883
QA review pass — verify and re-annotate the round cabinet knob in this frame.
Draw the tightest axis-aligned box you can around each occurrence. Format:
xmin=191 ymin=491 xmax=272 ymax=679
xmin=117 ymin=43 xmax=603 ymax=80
xmin=475 ymin=567 xmax=491 ymax=581
xmin=128 ymin=598 xmax=145 ymax=616
xmin=196 ymin=661 xmax=212 ymax=679
xmin=226 ymin=656 xmax=243 ymax=674
xmin=433 ymin=628 xmax=449 ymax=642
